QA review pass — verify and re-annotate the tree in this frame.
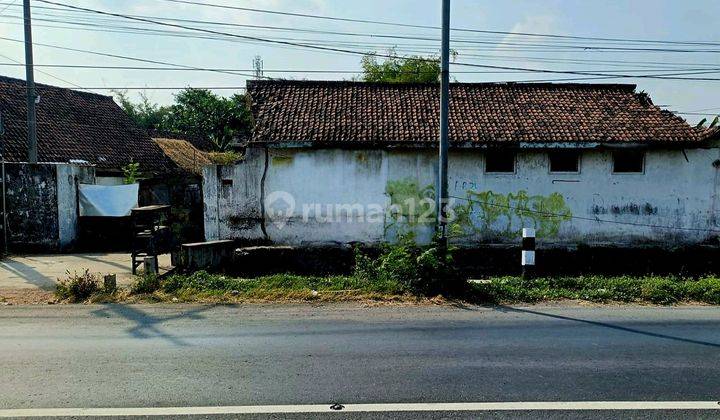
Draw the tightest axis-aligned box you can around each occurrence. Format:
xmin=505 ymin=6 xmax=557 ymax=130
xmin=113 ymin=90 xmax=169 ymax=130
xmin=114 ymin=89 xmax=252 ymax=152
xmin=359 ymin=48 xmax=456 ymax=83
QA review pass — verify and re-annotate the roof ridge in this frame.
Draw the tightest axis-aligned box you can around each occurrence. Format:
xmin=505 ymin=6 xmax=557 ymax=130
xmin=246 ymin=79 xmax=637 ymax=91
xmin=0 ymin=74 xmax=113 ymax=101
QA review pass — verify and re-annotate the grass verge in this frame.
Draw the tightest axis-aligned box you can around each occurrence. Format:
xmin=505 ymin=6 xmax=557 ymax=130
xmin=49 ymin=272 xmax=720 ymax=306
xmin=48 ymin=238 xmax=720 ymax=306
xmin=470 ymin=275 xmax=720 ymax=305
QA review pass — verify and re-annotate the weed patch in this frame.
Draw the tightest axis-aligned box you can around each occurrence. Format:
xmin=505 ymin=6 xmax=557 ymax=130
xmin=55 ymin=270 xmax=100 ymax=303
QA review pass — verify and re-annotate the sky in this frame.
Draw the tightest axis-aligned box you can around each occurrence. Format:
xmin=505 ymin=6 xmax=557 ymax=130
xmin=0 ymin=0 xmax=719 ymax=124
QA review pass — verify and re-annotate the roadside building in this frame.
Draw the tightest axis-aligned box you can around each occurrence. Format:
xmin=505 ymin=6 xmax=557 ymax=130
xmin=204 ymin=80 xmax=720 ymax=250
xmin=0 ymin=75 xmax=174 ymax=251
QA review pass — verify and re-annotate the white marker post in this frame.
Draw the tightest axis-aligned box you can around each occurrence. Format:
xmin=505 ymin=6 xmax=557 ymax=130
xmin=522 ymin=228 xmax=536 ymax=279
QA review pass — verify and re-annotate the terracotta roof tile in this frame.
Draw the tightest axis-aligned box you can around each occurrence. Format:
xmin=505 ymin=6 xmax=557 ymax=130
xmin=247 ymin=80 xmax=701 ymax=145
xmin=0 ymin=75 xmax=172 ymax=173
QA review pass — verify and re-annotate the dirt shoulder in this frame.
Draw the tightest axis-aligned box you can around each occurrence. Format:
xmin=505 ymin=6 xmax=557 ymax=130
xmin=0 ymin=289 xmax=56 ymax=305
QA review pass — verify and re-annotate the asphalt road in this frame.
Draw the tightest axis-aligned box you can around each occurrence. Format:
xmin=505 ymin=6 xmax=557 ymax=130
xmin=1 ymin=303 xmax=719 ymax=419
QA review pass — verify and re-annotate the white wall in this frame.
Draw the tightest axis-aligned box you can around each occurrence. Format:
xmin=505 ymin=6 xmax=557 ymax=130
xmin=204 ymin=146 xmax=720 ymax=248
xmin=56 ymin=164 xmax=96 ymax=249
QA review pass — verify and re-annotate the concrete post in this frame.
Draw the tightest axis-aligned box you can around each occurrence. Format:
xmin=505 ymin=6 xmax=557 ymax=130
xmin=522 ymin=228 xmax=536 ymax=279
xmin=144 ymin=256 xmax=158 ymax=275
xmin=103 ymin=274 xmax=117 ymax=293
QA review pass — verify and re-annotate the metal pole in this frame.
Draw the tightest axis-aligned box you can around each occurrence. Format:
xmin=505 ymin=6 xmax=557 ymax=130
xmin=24 ymin=0 xmax=38 ymax=164
xmin=437 ymin=0 xmax=451 ymax=247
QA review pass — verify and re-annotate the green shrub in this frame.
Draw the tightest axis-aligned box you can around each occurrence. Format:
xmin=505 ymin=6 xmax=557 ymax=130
xmin=640 ymin=277 xmax=682 ymax=304
xmin=685 ymin=277 xmax=720 ymax=304
xmin=601 ymin=276 xmax=643 ymax=302
xmin=131 ymin=274 xmax=161 ymax=295
xmin=353 ymin=235 xmax=462 ymax=296
xmin=122 ymin=160 xmax=141 ymax=184
xmin=55 ymin=270 xmax=100 ymax=302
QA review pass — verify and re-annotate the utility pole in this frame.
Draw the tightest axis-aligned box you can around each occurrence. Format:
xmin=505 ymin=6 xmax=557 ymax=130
xmin=437 ymin=0 xmax=450 ymax=248
xmin=24 ymin=0 xmax=38 ymax=164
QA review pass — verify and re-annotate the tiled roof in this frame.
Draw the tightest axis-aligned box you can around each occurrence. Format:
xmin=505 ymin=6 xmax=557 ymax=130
xmin=154 ymin=138 xmax=211 ymax=175
xmin=0 ymin=75 xmax=172 ymax=173
xmin=248 ymin=80 xmax=702 ymax=145
xmin=698 ymin=125 xmax=720 ymax=141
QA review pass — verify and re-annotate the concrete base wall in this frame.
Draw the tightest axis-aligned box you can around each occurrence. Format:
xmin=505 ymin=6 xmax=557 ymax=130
xmin=203 ymin=146 xmax=720 ymax=249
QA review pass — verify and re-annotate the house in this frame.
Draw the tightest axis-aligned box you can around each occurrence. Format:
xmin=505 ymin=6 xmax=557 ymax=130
xmin=204 ymin=80 xmax=720 ymax=249
xmin=0 ymin=75 xmax=175 ymax=251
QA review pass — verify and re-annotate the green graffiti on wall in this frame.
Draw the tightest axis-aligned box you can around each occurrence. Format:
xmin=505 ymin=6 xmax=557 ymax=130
xmin=383 ymin=179 xmax=573 ymax=239
xmin=385 ymin=179 xmax=436 ymax=228
xmin=460 ymin=190 xmax=572 ymax=237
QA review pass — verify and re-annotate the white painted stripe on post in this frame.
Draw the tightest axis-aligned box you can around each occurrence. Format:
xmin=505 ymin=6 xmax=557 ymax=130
xmin=522 ymin=250 xmax=535 ymax=266
xmin=1 ymin=401 xmax=718 ymax=417
xmin=522 ymin=227 xmax=536 ymax=238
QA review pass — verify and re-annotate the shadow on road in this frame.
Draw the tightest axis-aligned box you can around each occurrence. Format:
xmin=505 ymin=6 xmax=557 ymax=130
xmin=90 ymin=304 xmax=213 ymax=347
xmin=495 ymin=305 xmax=720 ymax=349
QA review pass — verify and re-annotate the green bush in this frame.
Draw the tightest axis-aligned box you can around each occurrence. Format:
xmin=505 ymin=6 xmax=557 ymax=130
xmin=353 ymin=235 xmax=462 ymax=296
xmin=685 ymin=277 xmax=720 ymax=304
xmin=640 ymin=277 xmax=681 ymax=304
xmin=601 ymin=276 xmax=643 ymax=302
xmin=131 ymin=274 xmax=161 ymax=295
xmin=55 ymin=270 xmax=100 ymax=302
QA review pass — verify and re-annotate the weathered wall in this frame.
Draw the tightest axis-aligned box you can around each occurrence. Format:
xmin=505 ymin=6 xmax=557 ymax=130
xmin=203 ymin=147 xmax=265 ymax=242
xmin=57 ymin=164 xmax=95 ymax=248
xmin=4 ymin=163 xmax=94 ymax=252
xmin=203 ymin=146 xmax=720 ymax=248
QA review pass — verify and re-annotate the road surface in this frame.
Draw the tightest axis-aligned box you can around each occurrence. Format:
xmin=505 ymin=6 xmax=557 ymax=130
xmin=0 ymin=303 xmax=719 ymax=419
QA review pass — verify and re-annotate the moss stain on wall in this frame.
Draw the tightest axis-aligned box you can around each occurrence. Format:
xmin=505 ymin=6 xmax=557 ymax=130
xmin=458 ymin=190 xmax=572 ymax=238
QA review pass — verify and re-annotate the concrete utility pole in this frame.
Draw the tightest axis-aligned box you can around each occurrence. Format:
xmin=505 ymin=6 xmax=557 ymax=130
xmin=24 ymin=0 xmax=38 ymax=164
xmin=437 ymin=0 xmax=450 ymax=246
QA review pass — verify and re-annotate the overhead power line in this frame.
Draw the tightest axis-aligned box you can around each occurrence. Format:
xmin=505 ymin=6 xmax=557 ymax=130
xmin=30 ymin=1 xmax=720 ymax=82
xmin=157 ymin=0 xmax=720 ymax=47
xmin=0 ymin=36 xmax=267 ymax=80
xmin=16 ymin=3 xmax=720 ymax=54
xmin=2 ymin=2 xmax=708 ymax=50
xmin=5 ymin=8 xmax=720 ymax=70
xmin=0 ymin=52 xmax=84 ymax=88
xmin=0 ymin=0 xmax=17 ymax=16
xmin=1 ymin=62 xmax=719 ymax=76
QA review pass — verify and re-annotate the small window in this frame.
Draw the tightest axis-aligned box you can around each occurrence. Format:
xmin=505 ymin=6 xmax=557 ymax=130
xmin=485 ymin=151 xmax=516 ymax=173
xmin=549 ymin=150 xmax=580 ymax=173
xmin=613 ymin=151 xmax=645 ymax=173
